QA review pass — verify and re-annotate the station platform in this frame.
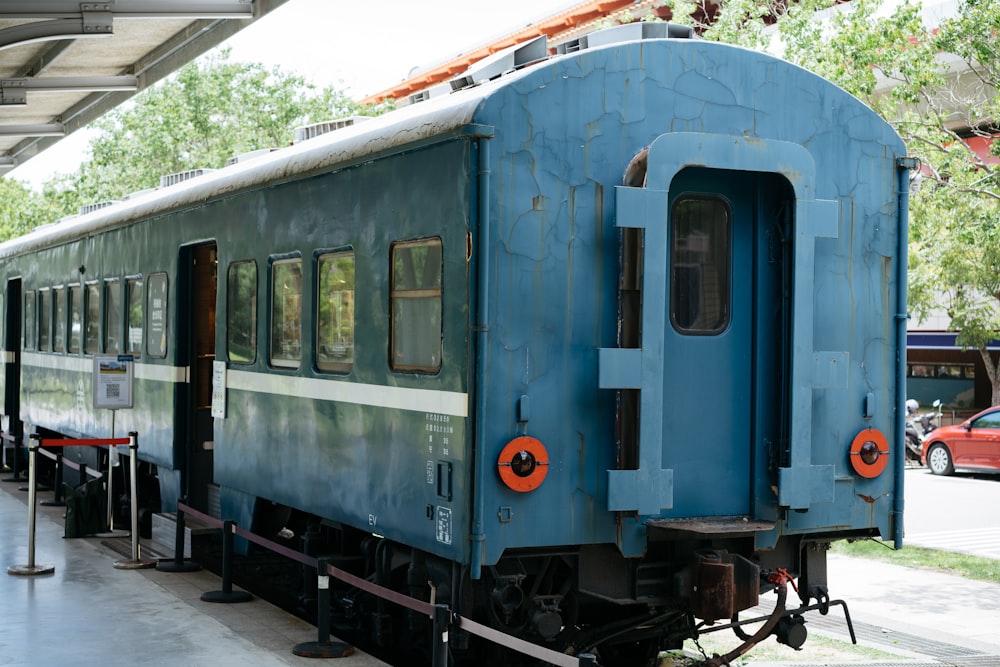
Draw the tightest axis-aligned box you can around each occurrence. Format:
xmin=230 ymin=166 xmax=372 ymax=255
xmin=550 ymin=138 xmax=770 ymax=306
xmin=0 ymin=475 xmax=388 ymax=667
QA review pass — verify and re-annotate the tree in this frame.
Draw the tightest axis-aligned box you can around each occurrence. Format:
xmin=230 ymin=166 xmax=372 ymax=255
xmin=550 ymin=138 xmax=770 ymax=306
xmin=0 ymin=177 xmax=63 ymax=240
xmin=663 ymin=0 xmax=1000 ymax=402
xmin=44 ymin=49 xmax=389 ymax=216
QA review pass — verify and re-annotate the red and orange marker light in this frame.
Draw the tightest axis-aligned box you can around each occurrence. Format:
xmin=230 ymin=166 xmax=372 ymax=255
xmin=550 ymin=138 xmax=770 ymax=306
xmin=497 ymin=436 xmax=549 ymax=492
xmin=848 ymin=427 xmax=889 ymax=478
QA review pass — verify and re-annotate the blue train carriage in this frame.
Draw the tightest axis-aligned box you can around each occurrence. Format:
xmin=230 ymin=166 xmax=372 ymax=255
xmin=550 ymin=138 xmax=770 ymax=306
xmin=441 ymin=27 xmax=908 ymax=660
xmin=0 ymin=24 xmax=909 ymax=664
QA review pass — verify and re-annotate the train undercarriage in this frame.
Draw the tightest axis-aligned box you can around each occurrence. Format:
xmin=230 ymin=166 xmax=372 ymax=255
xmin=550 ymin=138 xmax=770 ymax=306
xmin=232 ymin=505 xmax=860 ymax=667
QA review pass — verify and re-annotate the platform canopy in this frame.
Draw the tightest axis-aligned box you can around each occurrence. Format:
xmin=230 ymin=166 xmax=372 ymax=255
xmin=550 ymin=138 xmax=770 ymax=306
xmin=0 ymin=0 xmax=291 ymax=174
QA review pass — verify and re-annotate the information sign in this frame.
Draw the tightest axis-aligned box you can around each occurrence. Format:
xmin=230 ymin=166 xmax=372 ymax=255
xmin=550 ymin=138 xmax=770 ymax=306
xmin=93 ymin=355 xmax=134 ymax=409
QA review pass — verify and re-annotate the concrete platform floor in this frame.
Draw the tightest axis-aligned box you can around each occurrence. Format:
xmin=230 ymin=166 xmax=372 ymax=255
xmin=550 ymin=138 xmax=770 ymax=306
xmin=0 ymin=475 xmax=388 ymax=667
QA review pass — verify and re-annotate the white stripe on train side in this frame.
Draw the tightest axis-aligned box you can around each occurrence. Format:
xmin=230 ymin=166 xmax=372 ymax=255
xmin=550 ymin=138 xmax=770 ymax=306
xmin=19 ymin=353 xmax=468 ymax=417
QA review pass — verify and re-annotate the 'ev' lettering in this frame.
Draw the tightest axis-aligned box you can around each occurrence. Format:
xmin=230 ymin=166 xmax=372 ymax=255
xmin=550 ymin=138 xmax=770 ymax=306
xmin=368 ymin=514 xmax=377 ymax=527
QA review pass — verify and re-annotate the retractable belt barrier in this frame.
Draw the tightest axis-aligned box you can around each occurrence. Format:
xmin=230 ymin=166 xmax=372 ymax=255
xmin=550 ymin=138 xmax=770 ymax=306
xmin=7 ymin=432 xmax=154 ymax=577
xmin=36 ymin=438 xmax=105 ymax=508
xmin=173 ymin=501 xmax=599 ymax=666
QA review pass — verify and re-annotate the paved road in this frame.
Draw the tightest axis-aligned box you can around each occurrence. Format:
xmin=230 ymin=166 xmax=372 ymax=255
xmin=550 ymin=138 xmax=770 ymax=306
xmin=903 ymin=466 xmax=1000 ymax=559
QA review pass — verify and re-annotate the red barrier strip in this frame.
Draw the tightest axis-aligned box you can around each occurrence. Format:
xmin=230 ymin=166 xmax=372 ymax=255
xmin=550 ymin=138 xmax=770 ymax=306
xmin=457 ymin=615 xmax=580 ymax=667
xmin=233 ymin=523 xmax=315 ymax=568
xmin=40 ymin=438 xmax=130 ymax=447
xmin=175 ymin=503 xmax=576 ymax=664
xmin=322 ymin=560 xmax=434 ymax=617
xmin=177 ymin=502 xmax=220 ymax=529
xmin=177 ymin=501 xmax=434 ymax=618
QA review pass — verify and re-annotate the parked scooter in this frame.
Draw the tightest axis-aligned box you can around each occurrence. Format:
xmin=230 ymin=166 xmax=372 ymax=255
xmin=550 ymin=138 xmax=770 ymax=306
xmin=904 ymin=399 xmax=942 ymax=463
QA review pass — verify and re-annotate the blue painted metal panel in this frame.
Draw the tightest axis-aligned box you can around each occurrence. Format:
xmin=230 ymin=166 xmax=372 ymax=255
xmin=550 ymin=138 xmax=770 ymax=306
xmin=0 ymin=35 xmax=908 ymax=572
xmin=470 ymin=38 xmax=904 ymax=563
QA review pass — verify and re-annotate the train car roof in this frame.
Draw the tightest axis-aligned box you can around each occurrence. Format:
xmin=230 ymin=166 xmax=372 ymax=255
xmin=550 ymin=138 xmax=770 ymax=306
xmin=0 ymin=31 xmax=900 ymax=260
xmin=0 ymin=55 xmax=502 ymax=260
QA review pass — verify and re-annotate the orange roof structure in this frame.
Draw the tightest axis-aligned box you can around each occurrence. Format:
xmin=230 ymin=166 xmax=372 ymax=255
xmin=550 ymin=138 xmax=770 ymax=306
xmin=362 ymin=0 xmax=672 ymax=104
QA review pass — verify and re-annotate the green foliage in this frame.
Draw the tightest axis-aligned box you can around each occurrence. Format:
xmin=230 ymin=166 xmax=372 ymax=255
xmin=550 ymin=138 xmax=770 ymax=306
xmin=698 ymin=0 xmax=1000 ymax=402
xmin=0 ymin=177 xmax=63 ymax=241
xmin=42 ymin=49 xmax=390 ymax=218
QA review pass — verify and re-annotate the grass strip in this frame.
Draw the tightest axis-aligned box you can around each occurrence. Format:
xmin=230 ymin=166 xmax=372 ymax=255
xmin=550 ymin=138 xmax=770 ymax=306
xmin=831 ymin=538 xmax=1000 ymax=583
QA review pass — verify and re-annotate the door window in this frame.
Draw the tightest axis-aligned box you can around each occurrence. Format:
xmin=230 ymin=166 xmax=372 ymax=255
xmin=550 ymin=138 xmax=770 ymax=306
xmin=670 ymin=196 xmax=731 ymax=335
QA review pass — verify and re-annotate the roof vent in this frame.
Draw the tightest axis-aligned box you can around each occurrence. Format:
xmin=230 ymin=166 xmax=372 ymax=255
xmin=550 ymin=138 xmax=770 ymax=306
xmin=159 ymin=168 xmax=215 ymax=188
xmin=78 ymin=200 xmax=121 ymax=215
xmin=293 ymin=116 xmax=371 ymax=144
xmin=225 ymin=148 xmax=278 ymax=166
xmin=449 ymin=35 xmax=548 ymax=92
xmin=401 ymin=83 xmax=450 ymax=107
xmin=555 ymin=22 xmax=694 ymax=54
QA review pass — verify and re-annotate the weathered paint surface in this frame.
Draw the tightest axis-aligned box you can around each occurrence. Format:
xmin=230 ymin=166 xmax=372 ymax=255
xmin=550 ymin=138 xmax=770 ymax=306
xmin=0 ymin=37 xmax=905 ymax=570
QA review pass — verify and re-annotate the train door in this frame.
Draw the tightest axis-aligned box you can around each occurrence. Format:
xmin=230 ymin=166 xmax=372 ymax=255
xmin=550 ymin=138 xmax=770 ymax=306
xmin=179 ymin=243 xmax=218 ymax=516
xmin=661 ymin=168 xmax=760 ymax=517
xmin=2 ymin=279 xmax=22 ymax=471
xmin=611 ymin=163 xmax=787 ymax=520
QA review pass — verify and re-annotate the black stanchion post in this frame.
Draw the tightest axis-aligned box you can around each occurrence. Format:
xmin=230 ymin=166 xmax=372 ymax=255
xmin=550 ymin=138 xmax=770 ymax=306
xmin=292 ymin=557 xmax=354 ymax=658
xmin=114 ymin=433 xmax=155 ymax=570
xmin=201 ymin=520 xmax=252 ymax=603
xmin=40 ymin=452 xmax=65 ymax=507
xmin=431 ymin=603 xmax=450 ymax=667
xmin=156 ymin=499 xmax=201 ymax=572
xmin=7 ymin=435 xmax=54 ymax=576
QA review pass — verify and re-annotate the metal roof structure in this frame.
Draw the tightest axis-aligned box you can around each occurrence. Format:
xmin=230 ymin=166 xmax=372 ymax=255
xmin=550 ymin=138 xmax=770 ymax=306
xmin=0 ymin=0 xmax=291 ymax=175
xmin=362 ymin=0 xmax=674 ymax=105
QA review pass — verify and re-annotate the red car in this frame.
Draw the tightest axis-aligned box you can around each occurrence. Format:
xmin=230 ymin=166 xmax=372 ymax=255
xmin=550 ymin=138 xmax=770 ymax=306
xmin=921 ymin=406 xmax=1000 ymax=475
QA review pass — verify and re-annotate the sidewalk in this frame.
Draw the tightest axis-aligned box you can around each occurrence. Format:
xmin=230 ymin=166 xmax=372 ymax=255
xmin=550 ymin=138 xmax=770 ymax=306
xmin=732 ymin=554 xmax=1000 ymax=666
xmin=825 ymin=553 xmax=1000 ymax=654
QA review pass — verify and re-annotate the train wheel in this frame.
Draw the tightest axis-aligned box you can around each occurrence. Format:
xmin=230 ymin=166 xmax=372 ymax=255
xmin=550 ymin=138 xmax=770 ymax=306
xmin=926 ymin=444 xmax=954 ymax=476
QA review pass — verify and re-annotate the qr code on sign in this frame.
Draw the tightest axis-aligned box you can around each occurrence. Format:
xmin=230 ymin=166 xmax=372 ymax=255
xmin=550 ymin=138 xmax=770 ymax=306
xmin=106 ymin=384 xmax=120 ymax=399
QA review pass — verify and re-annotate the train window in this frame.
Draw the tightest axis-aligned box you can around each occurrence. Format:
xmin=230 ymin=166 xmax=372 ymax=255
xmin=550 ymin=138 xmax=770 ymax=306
xmin=84 ymin=283 xmax=100 ymax=355
xmin=104 ymin=280 xmax=122 ymax=354
xmin=23 ymin=291 xmax=35 ymax=351
xmin=54 ymin=288 xmax=67 ymax=353
xmin=38 ymin=289 xmax=51 ymax=352
xmin=126 ymin=277 xmax=143 ymax=357
xmin=316 ymin=252 xmax=354 ymax=374
xmin=670 ymin=196 xmax=731 ymax=335
xmin=390 ymin=238 xmax=442 ymax=373
xmin=270 ymin=258 xmax=302 ymax=369
xmin=147 ymin=273 xmax=168 ymax=359
xmin=68 ymin=285 xmax=82 ymax=354
xmin=227 ymin=261 xmax=256 ymax=364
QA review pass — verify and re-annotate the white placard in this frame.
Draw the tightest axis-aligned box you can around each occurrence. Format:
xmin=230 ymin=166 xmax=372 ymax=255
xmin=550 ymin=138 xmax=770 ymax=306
xmin=211 ymin=360 xmax=227 ymax=418
xmin=93 ymin=355 xmax=133 ymax=409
